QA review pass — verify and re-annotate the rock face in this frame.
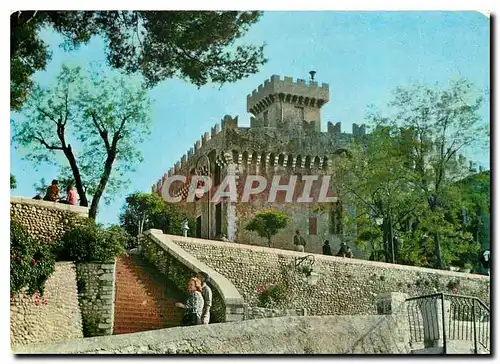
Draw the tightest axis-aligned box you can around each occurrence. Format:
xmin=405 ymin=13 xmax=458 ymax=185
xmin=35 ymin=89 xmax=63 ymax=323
xmin=10 ymin=262 xmax=84 ymax=346
xmin=76 ymin=261 xmax=116 ymax=337
xmin=168 ymin=236 xmax=490 ymax=316
xmin=10 ymin=197 xmax=89 ymax=244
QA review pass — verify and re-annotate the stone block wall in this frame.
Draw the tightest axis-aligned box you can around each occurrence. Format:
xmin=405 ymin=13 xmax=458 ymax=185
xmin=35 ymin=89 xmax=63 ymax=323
xmin=244 ymin=306 xmax=307 ymax=320
xmin=75 ymin=261 xmax=116 ymax=336
xmin=171 ymin=237 xmax=490 ymax=316
xmin=10 ymin=197 xmax=88 ymax=244
xmin=10 ymin=262 xmax=83 ymax=346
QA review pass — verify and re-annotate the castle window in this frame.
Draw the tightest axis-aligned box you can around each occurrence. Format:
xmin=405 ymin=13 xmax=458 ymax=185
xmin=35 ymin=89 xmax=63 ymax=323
xmin=263 ymin=111 xmax=269 ymax=126
xmin=309 ymin=216 xmax=317 ymax=235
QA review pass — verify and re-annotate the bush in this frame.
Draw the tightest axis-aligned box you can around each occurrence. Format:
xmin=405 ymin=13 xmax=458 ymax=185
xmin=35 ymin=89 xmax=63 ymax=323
xmin=10 ymin=219 xmax=55 ymax=297
xmin=56 ymin=222 xmax=125 ymax=263
xmin=258 ymin=283 xmax=286 ymax=308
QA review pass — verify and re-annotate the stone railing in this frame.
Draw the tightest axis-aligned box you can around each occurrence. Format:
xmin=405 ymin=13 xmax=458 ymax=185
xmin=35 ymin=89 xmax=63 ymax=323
xmin=139 ymin=230 xmax=245 ymax=323
xmin=10 ymin=196 xmax=88 ymax=244
xmin=75 ymin=260 xmax=116 ymax=336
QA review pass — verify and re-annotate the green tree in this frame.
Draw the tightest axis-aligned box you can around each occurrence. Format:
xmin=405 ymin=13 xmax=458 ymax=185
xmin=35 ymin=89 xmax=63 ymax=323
xmin=12 ymin=64 xmax=152 ymax=220
xmin=334 ymin=124 xmax=422 ymax=263
xmin=11 ymin=11 xmax=266 ymax=111
xmin=245 ymin=210 xmax=290 ymax=248
xmin=10 ymin=174 xmax=17 ymax=189
xmin=119 ymin=192 xmax=191 ymax=240
xmin=384 ymin=78 xmax=488 ymax=269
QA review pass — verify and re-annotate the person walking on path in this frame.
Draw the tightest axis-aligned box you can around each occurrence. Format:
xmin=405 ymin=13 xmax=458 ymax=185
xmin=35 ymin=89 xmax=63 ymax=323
xmin=293 ymin=230 xmax=306 ymax=252
xmin=322 ymin=240 xmax=332 ymax=255
xmin=175 ymin=277 xmax=204 ymax=326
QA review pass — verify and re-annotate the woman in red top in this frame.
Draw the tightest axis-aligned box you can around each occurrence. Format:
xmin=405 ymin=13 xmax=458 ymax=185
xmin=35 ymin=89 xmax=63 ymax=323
xmin=66 ymin=184 xmax=78 ymax=205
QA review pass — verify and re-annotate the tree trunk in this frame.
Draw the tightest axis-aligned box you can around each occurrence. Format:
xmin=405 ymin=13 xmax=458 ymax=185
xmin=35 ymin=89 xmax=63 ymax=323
xmin=434 ymin=232 xmax=444 ymax=269
xmin=382 ymin=218 xmax=390 ymax=262
xmin=63 ymin=145 xmax=88 ymax=207
xmin=429 ymin=196 xmax=444 ymax=269
xmin=388 ymin=214 xmax=395 ymax=264
xmin=88 ymin=153 xmax=115 ymax=220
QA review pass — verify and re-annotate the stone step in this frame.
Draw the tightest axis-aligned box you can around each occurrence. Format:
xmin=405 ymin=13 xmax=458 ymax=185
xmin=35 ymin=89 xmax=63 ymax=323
xmin=113 ymin=254 xmax=184 ymax=335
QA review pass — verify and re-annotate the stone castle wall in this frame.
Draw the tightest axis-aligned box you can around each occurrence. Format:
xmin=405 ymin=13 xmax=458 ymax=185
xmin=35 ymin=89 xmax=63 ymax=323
xmin=10 ymin=197 xmax=89 ymax=244
xmin=170 ymin=237 xmax=490 ymax=316
xmin=75 ymin=261 xmax=116 ymax=337
xmin=10 ymin=262 xmax=83 ymax=347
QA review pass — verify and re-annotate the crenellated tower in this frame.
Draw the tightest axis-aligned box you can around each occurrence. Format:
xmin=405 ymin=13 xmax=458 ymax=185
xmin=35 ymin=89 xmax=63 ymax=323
xmin=247 ymin=75 xmax=329 ymax=132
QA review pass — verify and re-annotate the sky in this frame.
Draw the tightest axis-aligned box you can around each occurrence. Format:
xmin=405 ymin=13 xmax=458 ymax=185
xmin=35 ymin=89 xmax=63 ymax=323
xmin=9 ymin=11 xmax=490 ymax=226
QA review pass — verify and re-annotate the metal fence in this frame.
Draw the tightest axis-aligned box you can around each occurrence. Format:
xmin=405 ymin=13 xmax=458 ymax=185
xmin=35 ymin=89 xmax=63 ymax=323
xmin=406 ymin=293 xmax=490 ymax=354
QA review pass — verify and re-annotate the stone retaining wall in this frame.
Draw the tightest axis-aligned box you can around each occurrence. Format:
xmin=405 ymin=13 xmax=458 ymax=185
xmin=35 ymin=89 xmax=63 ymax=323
xmin=10 ymin=262 xmax=83 ymax=346
xmin=75 ymin=261 xmax=116 ymax=336
xmin=10 ymin=197 xmax=88 ymax=244
xmin=168 ymin=236 xmax=490 ymax=316
xmin=244 ymin=306 xmax=307 ymax=320
xmin=13 ymin=315 xmax=408 ymax=354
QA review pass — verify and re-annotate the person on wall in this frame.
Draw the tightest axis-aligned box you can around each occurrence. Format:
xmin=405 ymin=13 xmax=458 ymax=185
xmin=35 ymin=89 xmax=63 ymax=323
xmin=43 ymin=180 xmax=59 ymax=202
xmin=175 ymin=277 xmax=204 ymax=326
xmin=197 ymin=271 xmax=213 ymax=325
xmin=59 ymin=183 xmax=78 ymax=205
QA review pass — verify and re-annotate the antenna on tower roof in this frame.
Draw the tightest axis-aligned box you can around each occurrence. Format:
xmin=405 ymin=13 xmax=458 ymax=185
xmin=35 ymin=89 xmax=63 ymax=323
xmin=309 ymin=70 xmax=316 ymax=81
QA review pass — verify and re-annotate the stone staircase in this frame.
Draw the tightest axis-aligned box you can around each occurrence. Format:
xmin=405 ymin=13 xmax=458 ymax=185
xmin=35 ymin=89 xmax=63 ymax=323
xmin=113 ymin=254 xmax=184 ymax=335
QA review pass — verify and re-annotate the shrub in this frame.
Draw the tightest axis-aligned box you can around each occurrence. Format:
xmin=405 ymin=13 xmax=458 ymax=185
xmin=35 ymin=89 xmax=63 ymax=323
xmin=10 ymin=219 xmax=55 ymax=297
xmin=258 ymin=283 xmax=286 ymax=308
xmin=56 ymin=222 xmax=125 ymax=263
xmin=245 ymin=210 xmax=290 ymax=247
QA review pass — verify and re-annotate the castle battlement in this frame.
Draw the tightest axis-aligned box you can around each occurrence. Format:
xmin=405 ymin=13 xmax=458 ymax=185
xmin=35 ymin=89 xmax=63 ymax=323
xmin=247 ymin=75 xmax=329 ymax=114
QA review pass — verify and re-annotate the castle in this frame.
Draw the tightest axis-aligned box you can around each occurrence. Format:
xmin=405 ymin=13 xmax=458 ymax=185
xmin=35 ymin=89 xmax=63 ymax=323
xmin=152 ymin=75 xmax=368 ymax=255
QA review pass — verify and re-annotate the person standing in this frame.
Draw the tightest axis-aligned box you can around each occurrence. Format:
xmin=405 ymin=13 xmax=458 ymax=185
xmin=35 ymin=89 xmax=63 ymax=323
xmin=175 ymin=277 xmax=204 ymax=326
xmin=293 ymin=230 xmax=306 ymax=252
xmin=197 ymin=272 xmax=213 ymax=325
xmin=322 ymin=240 xmax=332 ymax=255
xmin=182 ymin=218 xmax=190 ymax=237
